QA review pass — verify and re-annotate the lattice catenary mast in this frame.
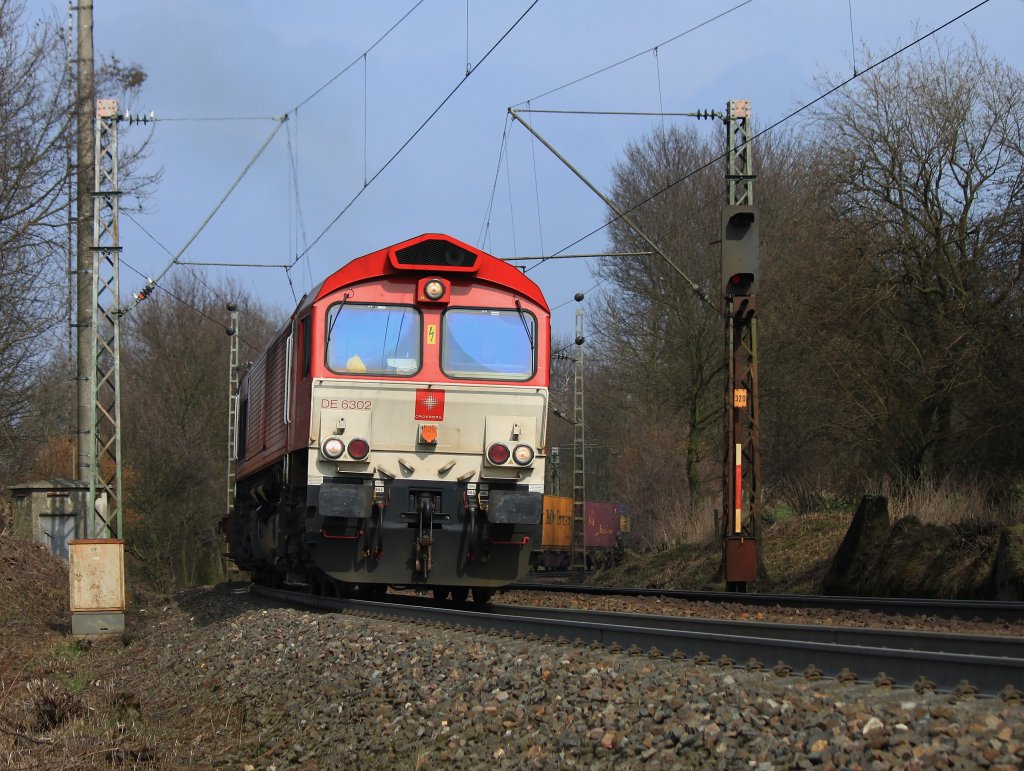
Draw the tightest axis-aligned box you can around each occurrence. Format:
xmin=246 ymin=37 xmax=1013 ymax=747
xmin=570 ymin=301 xmax=587 ymax=572
xmin=87 ymin=98 xmax=124 ymax=539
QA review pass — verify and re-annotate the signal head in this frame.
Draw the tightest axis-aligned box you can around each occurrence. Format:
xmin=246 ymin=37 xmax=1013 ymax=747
xmin=721 ymin=205 xmax=759 ymax=297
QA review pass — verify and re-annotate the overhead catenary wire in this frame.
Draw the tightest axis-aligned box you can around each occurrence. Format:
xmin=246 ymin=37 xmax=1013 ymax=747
xmin=178 ymin=261 xmax=292 ymax=268
xmin=527 ymin=102 xmax=546 ymax=258
xmin=119 ymin=255 xmax=263 ymax=349
xmin=147 ymin=115 xmax=279 ymax=122
xmin=477 ymin=113 xmax=513 ymax=251
xmin=654 ymin=47 xmax=666 ymax=138
xmin=530 ymin=0 xmax=994 ymax=312
xmin=285 ymin=117 xmax=313 ymax=292
xmin=121 ymin=1 xmax=427 ymax=309
xmin=123 ymin=115 xmax=289 ymax=314
xmin=848 ymin=0 xmax=859 ymax=75
xmin=290 ymin=0 xmax=426 ymax=113
xmin=121 ymin=209 xmax=246 ymax=307
xmin=503 ymin=251 xmax=653 ymax=261
xmin=513 ymin=0 xmax=756 ymax=107
xmin=477 ymin=1 xmax=756 ymax=270
xmin=527 ymin=1 xmax=993 ymax=358
xmin=509 ymin=107 xmax=714 ymax=310
xmin=124 ymin=1 xmax=538 ymax=321
xmin=288 ymin=0 xmax=541 ymax=270
xmin=505 ymin=136 xmax=520 ymax=259
xmin=514 ymin=109 xmax=724 ymax=117
xmin=118 ymin=1 xmax=747 ymax=329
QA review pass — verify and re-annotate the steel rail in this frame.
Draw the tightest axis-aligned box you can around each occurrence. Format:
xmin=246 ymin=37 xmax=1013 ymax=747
xmin=489 ymin=604 xmax=1024 ymax=660
xmin=511 ymin=582 xmax=1024 ymax=623
xmin=253 ymin=585 xmax=1024 ymax=697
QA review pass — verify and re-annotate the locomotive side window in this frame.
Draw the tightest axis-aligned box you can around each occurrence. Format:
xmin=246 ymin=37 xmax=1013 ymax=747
xmin=441 ymin=307 xmax=536 ymax=380
xmin=237 ymin=396 xmax=248 ymax=460
xmin=299 ymin=316 xmax=311 ymax=378
xmin=325 ymin=303 xmax=422 ymax=376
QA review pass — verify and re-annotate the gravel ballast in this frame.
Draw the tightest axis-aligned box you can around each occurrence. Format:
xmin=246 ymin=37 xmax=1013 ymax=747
xmin=78 ymin=583 xmax=1024 ymax=769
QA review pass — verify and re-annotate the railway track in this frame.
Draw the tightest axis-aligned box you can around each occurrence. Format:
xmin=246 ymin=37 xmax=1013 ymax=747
xmin=514 ymin=580 xmax=1024 ymax=623
xmin=253 ymin=584 xmax=1024 ymax=697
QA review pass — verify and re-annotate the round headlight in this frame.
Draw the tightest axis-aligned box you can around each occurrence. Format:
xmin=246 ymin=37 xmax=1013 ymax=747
xmin=486 ymin=443 xmax=510 ymax=465
xmin=423 ymin=278 xmax=446 ymax=301
xmin=347 ymin=437 xmax=370 ymax=461
xmin=512 ymin=444 xmax=535 ymax=466
xmin=321 ymin=436 xmax=345 ymax=460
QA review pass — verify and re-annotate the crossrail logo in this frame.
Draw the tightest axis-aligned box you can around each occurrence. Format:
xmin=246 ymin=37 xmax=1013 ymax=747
xmin=415 ymin=388 xmax=445 ymax=421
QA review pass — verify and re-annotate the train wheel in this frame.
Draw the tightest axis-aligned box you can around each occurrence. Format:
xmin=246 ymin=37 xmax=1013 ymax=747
xmin=432 ymin=588 xmax=451 ymax=602
xmin=450 ymin=587 xmax=470 ymax=604
xmin=471 ymin=587 xmax=494 ymax=605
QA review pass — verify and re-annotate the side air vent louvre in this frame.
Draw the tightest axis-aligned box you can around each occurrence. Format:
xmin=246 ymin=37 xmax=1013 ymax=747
xmin=394 ymin=239 xmax=478 ymax=270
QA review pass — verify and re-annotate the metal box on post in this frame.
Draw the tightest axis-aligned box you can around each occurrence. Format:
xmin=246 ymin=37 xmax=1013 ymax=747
xmin=724 ymin=536 xmax=758 ymax=584
xmin=69 ymin=538 xmax=125 ymax=635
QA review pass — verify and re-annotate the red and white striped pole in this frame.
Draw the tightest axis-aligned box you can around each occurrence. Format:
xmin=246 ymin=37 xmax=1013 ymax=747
xmin=734 ymin=442 xmax=742 ymax=533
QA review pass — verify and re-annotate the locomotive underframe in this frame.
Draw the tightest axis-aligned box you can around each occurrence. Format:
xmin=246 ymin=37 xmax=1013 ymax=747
xmin=229 ymin=450 xmax=542 ymax=591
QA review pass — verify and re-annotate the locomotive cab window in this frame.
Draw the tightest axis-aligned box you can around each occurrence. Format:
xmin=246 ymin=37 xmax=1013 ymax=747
xmin=325 ymin=303 xmax=422 ymax=376
xmin=441 ymin=307 xmax=536 ymax=380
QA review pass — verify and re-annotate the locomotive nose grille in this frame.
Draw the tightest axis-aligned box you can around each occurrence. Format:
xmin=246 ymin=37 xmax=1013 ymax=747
xmin=394 ymin=239 xmax=478 ymax=270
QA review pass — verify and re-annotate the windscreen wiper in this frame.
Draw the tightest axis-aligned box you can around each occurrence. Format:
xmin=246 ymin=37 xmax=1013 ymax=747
xmin=514 ymin=298 xmax=535 ymax=352
xmin=325 ymin=291 xmax=351 ymax=347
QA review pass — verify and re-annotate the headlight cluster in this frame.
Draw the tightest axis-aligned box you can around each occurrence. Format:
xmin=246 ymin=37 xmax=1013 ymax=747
xmin=320 ymin=436 xmax=371 ymax=462
xmin=486 ymin=442 xmax=535 ymax=466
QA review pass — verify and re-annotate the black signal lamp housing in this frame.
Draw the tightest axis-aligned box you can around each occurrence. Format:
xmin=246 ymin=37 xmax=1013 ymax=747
xmin=721 ymin=205 xmax=759 ymax=297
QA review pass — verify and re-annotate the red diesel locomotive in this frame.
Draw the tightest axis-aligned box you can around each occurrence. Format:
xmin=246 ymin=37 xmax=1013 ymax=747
xmin=225 ymin=234 xmax=550 ymax=602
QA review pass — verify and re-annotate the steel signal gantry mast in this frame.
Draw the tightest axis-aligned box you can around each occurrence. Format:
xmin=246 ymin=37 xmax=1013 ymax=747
xmin=720 ymin=99 xmax=762 ymax=591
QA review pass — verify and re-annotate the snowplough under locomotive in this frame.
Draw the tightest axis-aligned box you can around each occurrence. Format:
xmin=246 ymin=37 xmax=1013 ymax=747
xmin=225 ymin=234 xmax=550 ymax=603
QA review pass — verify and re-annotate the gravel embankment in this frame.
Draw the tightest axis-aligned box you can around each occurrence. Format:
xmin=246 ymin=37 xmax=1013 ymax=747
xmin=88 ymin=583 xmax=1024 ymax=769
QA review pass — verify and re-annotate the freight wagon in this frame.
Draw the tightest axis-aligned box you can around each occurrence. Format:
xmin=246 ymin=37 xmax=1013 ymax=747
xmin=535 ymin=496 xmax=626 ymax=570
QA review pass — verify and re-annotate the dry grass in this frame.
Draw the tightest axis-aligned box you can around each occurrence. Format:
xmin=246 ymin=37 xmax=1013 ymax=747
xmin=881 ymin=475 xmax=1022 ymax=527
xmin=592 ymin=511 xmax=853 ymax=593
xmin=0 ymin=534 xmax=157 ymax=768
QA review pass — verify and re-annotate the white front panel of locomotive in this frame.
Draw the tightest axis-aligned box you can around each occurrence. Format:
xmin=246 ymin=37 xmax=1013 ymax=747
xmin=306 ymin=379 xmax=547 ymax=487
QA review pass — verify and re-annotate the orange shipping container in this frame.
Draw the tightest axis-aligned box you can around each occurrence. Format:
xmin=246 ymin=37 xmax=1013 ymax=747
xmin=541 ymin=495 xmax=573 ymax=550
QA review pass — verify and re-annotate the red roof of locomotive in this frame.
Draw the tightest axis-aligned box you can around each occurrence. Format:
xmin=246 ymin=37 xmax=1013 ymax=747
xmin=310 ymin=233 xmax=549 ymax=312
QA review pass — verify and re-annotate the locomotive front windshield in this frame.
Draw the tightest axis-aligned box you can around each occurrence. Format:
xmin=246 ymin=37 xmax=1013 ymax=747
xmin=441 ymin=308 xmax=535 ymax=380
xmin=325 ymin=303 xmax=421 ymax=376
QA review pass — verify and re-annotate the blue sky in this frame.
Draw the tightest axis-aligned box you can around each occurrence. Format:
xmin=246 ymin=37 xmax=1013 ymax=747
xmin=27 ymin=0 xmax=1024 ymax=338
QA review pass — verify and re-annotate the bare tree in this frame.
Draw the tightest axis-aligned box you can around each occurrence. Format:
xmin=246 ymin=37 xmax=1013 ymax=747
xmin=120 ymin=273 xmax=278 ymax=590
xmin=596 ymin=126 xmax=725 ymax=505
xmin=0 ymin=1 xmax=74 ymax=484
xmin=806 ymin=38 xmax=1024 ymax=482
xmin=0 ymin=3 xmax=157 ymax=496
